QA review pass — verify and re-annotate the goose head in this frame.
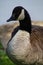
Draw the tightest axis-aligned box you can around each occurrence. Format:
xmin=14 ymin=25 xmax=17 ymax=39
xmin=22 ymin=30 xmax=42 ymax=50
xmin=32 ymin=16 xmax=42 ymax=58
xmin=7 ymin=6 xmax=31 ymax=34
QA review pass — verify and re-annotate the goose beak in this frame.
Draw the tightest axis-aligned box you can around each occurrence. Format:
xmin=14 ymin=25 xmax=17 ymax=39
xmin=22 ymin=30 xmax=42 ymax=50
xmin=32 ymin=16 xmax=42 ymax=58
xmin=7 ymin=16 xmax=13 ymax=22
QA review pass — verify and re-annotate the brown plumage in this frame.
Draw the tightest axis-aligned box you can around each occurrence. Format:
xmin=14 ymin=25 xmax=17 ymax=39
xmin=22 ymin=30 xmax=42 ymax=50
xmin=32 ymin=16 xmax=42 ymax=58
xmin=6 ymin=25 xmax=43 ymax=65
xmin=31 ymin=25 xmax=43 ymax=51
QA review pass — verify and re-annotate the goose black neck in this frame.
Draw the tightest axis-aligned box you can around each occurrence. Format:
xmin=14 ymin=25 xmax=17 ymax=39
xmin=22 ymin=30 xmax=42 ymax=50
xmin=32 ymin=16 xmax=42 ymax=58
xmin=19 ymin=18 xmax=31 ymax=34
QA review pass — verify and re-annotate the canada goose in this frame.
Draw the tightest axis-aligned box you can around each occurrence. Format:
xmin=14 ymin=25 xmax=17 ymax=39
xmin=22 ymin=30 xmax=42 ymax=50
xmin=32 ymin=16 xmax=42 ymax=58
xmin=6 ymin=6 xmax=43 ymax=65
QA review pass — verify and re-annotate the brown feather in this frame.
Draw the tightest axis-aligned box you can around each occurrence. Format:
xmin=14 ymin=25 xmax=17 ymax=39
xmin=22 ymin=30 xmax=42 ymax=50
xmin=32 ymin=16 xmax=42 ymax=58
xmin=31 ymin=25 xmax=43 ymax=51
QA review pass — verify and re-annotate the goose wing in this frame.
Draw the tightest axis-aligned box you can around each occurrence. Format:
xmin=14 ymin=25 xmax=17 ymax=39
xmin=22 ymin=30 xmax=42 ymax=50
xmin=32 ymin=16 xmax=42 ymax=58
xmin=31 ymin=25 xmax=43 ymax=51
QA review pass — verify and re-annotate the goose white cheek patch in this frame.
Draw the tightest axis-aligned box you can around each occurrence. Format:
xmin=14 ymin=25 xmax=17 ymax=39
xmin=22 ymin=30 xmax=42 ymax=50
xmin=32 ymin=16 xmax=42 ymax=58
xmin=18 ymin=9 xmax=25 ymax=20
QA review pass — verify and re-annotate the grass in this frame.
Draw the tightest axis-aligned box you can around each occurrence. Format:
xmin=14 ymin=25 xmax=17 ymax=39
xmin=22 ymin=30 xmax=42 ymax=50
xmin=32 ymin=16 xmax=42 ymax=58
xmin=0 ymin=41 xmax=15 ymax=65
xmin=0 ymin=41 xmax=3 ymax=49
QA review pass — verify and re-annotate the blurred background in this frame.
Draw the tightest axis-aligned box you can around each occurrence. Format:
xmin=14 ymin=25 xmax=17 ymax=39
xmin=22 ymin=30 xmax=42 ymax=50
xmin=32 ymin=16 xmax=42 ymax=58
xmin=0 ymin=0 xmax=43 ymax=25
